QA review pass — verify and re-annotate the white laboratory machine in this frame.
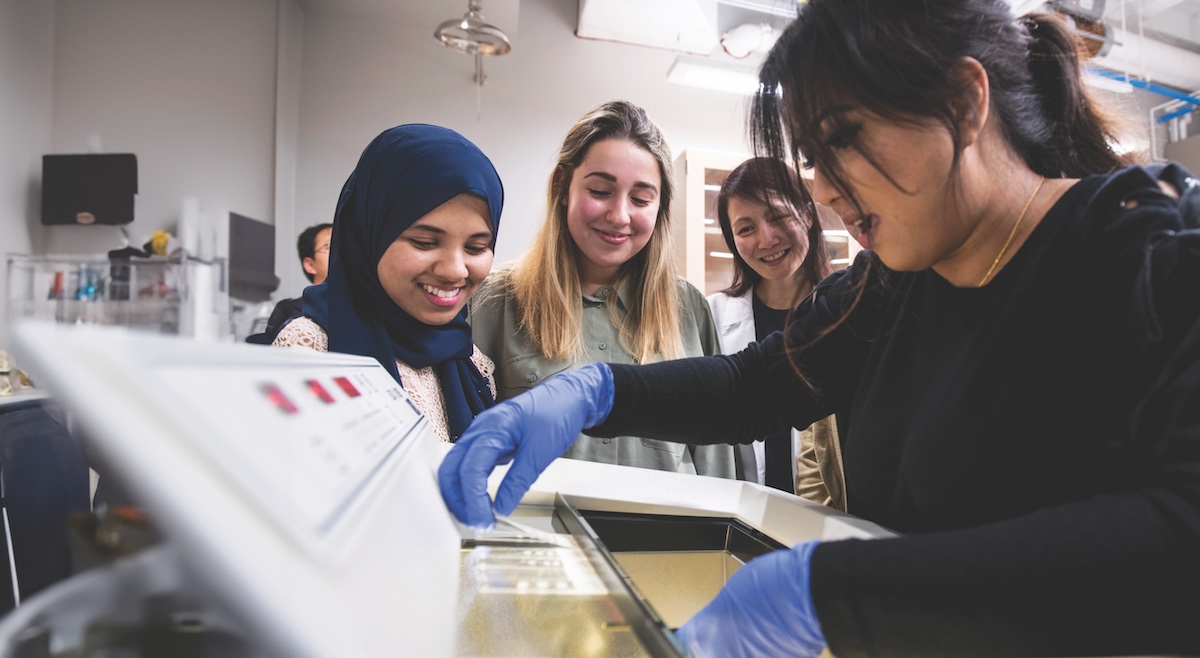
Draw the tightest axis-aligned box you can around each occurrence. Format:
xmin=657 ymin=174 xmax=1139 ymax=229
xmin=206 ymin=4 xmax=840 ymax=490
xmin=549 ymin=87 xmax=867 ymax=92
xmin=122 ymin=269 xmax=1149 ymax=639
xmin=1 ymin=321 xmax=891 ymax=657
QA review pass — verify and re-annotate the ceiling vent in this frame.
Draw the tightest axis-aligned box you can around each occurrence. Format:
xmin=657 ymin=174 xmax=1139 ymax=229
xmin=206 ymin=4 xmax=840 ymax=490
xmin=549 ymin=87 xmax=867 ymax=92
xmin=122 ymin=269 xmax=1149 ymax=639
xmin=576 ymin=0 xmax=720 ymax=54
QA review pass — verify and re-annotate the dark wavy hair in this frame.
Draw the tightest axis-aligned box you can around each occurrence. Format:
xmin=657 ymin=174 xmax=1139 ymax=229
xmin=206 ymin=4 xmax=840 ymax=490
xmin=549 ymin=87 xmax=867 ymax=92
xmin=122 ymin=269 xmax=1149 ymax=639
xmin=748 ymin=0 xmax=1130 ymax=388
xmin=751 ymin=0 xmax=1128 ymax=217
xmin=716 ymin=157 xmax=833 ymax=300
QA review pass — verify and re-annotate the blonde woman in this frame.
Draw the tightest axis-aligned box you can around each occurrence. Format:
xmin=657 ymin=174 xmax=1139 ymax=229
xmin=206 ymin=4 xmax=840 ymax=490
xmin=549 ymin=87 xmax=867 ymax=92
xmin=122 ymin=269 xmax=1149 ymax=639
xmin=470 ymin=100 xmax=735 ymax=477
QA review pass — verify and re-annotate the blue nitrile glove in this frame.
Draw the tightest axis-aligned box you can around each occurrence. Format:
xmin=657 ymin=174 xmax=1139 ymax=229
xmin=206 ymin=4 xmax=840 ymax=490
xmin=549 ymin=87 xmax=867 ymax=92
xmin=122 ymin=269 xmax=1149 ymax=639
xmin=438 ymin=362 xmax=615 ymax=529
xmin=676 ymin=541 xmax=825 ymax=658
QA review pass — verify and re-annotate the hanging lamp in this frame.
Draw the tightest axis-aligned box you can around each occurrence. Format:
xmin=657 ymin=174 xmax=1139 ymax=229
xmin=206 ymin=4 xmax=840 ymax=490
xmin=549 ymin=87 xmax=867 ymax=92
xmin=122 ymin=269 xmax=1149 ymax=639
xmin=434 ymin=0 xmax=512 ymax=86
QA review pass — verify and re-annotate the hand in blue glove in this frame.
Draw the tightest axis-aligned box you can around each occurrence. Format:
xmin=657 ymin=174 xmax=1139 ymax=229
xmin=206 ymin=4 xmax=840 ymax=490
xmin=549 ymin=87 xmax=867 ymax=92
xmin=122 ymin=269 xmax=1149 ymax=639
xmin=438 ymin=362 xmax=615 ymax=529
xmin=676 ymin=541 xmax=826 ymax=658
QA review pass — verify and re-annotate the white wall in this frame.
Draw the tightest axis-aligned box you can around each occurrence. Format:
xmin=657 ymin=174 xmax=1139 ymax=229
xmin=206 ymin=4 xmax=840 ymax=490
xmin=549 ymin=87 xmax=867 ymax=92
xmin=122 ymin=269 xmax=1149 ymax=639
xmin=43 ymin=0 xmax=280 ymax=258
xmin=0 ymin=0 xmax=55 ymax=348
xmin=3 ymin=0 xmax=755 ymax=342
xmin=1165 ymin=133 xmax=1200 ymax=173
xmin=6 ymin=0 xmax=1189 ymax=323
xmin=274 ymin=0 xmax=305 ymax=302
xmin=289 ymin=0 xmax=752 ymax=297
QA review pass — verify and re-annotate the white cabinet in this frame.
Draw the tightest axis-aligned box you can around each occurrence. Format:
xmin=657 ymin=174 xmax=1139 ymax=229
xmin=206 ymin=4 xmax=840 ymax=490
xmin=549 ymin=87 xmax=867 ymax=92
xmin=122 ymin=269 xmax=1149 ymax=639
xmin=670 ymin=149 xmax=749 ymax=296
xmin=670 ymin=149 xmax=861 ymax=296
xmin=818 ymin=206 xmax=861 ymax=270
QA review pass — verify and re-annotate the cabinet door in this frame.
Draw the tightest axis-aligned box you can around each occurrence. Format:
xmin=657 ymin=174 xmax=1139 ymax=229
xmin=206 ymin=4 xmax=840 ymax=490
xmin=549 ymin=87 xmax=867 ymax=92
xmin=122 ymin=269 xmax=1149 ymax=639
xmin=671 ymin=149 xmax=751 ymax=295
xmin=815 ymin=204 xmax=862 ymax=270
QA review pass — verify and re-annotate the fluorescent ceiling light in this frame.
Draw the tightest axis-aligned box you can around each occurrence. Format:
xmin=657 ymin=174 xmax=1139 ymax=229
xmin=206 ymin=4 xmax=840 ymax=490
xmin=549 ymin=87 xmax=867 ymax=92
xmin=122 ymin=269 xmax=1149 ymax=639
xmin=667 ymin=55 xmax=761 ymax=94
xmin=1002 ymin=0 xmax=1048 ymax=16
xmin=718 ymin=0 xmax=803 ymax=20
xmin=1083 ymin=71 xmax=1135 ymax=94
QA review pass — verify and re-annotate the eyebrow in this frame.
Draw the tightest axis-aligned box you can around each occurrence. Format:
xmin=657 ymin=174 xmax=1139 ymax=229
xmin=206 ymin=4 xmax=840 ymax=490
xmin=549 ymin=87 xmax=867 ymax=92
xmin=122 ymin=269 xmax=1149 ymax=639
xmin=811 ymin=104 xmax=856 ymax=131
xmin=582 ymin=171 xmax=659 ymax=194
xmin=731 ymin=208 xmax=785 ymax=225
xmin=406 ymin=224 xmax=493 ymax=240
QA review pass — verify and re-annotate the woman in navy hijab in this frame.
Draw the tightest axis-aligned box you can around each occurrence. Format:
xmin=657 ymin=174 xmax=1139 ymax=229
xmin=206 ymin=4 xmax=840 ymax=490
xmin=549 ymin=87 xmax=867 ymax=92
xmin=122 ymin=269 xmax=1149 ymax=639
xmin=275 ymin=124 xmax=504 ymax=443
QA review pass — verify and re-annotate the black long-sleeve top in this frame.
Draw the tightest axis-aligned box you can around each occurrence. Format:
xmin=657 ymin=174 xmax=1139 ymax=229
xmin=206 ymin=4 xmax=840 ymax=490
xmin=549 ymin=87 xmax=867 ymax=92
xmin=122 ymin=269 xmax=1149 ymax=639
xmin=590 ymin=166 xmax=1200 ymax=656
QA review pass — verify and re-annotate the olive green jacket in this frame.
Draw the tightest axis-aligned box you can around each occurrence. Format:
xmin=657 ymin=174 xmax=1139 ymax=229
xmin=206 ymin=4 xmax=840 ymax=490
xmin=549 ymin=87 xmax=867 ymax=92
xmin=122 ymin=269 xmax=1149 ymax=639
xmin=468 ymin=273 xmax=737 ymax=478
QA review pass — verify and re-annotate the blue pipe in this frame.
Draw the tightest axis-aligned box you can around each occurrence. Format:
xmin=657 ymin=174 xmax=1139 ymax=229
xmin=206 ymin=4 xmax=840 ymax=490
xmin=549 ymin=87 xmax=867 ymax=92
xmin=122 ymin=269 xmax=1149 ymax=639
xmin=1085 ymin=67 xmax=1199 ymax=123
xmin=1159 ymin=105 xmax=1196 ymax=122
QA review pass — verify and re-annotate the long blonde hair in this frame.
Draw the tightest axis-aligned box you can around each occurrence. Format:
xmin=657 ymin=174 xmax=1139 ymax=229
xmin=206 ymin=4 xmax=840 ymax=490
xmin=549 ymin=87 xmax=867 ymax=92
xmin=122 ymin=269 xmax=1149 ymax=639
xmin=509 ymin=100 xmax=682 ymax=363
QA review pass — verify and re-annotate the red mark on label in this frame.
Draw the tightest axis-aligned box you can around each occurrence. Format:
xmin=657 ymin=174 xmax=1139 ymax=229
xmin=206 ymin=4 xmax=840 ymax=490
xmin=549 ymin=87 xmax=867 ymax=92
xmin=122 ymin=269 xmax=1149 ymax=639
xmin=306 ymin=379 xmax=335 ymax=404
xmin=333 ymin=376 xmax=360 ymax=398
xmin=261 ymin=383 xmax=298 ymax=414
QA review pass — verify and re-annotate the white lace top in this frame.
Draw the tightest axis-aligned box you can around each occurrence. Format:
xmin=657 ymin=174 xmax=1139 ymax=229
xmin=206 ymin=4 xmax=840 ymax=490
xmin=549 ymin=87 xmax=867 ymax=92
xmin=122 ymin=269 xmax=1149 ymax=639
xmin=274 ymin=316 xmax=497 ymax=443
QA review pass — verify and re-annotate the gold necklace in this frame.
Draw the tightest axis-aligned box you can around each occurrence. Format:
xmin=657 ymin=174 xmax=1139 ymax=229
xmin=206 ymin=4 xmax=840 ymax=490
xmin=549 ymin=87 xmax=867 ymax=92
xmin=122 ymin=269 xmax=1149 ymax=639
xmin=978 ymin=175 xmax=1045 ymax=287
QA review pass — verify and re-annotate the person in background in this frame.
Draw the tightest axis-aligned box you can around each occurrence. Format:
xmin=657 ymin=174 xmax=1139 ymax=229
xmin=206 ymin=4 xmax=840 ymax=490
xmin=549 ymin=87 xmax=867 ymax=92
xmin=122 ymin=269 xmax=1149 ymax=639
xmin=297 ymin=222 xmax=334 ymax=287
xmin=246 ymin=223 xmax=333 ymax=344
xmin=469 ymin=100 xmax=735 ymax=478
xmin=708 ymin=157 xmax=842 ymax=506
xmin=275 ymin=124 xmax=504 ymax=443
xmin=439 ymin=1 xmax=1200 ymax=656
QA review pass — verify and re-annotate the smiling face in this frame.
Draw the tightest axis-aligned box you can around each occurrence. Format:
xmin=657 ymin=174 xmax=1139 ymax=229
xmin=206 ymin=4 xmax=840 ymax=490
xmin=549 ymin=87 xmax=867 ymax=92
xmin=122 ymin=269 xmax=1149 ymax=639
xmin=807 ymin=108 xmax=964 ymax=273
xmin=376 ymin=193 xmax=494 ymax=325
xmin=563 ymin=138 xmax=661 ymax=291
xmin=728 ymin=194 xmax=811 ymax=284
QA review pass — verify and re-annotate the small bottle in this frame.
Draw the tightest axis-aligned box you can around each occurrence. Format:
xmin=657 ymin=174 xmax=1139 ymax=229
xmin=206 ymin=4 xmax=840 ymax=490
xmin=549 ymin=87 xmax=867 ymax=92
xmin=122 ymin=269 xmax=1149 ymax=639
xmin=75 ymin=264 xmax=90 ymax=300
xmin=50 ymin=270 xmax=67 ymax=323
xmin=48 ymin=271 xmax=64 ymax=300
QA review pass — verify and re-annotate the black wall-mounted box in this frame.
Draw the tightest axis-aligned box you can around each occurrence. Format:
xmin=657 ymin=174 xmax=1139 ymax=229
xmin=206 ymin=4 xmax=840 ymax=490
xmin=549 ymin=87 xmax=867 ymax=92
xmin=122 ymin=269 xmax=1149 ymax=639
xmin=41 ymin=154 xmax=138 ymax=226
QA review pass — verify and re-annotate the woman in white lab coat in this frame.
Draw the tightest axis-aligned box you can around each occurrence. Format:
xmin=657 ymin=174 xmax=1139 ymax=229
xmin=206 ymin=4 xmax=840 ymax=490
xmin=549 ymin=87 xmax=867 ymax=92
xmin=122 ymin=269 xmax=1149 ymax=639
xmin=707 ymin=157 xmax=843 ymax=508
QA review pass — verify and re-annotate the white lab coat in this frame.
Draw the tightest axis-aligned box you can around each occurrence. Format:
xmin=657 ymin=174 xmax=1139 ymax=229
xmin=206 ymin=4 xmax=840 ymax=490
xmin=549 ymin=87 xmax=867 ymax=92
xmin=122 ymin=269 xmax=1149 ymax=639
xmin=706 ymin=291 xmax=804 ymax=488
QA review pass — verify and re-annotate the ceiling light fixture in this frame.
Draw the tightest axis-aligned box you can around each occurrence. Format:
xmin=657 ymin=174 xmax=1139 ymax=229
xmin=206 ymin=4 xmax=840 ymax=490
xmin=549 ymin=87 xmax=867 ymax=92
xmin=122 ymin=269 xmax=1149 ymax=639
xmin=1082 ymin=68 xmax=1135 ymax=94
xmin=434 ymin=0 xmax=512 ymax=87
xmin=667 ymin=55 xmax=762 ymax=95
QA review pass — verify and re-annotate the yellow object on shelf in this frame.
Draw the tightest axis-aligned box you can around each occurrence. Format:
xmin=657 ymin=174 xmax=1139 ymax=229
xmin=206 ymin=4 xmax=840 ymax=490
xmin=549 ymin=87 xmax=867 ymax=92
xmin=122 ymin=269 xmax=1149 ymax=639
xmin=149 ymin=231 xmax=170 ymax=256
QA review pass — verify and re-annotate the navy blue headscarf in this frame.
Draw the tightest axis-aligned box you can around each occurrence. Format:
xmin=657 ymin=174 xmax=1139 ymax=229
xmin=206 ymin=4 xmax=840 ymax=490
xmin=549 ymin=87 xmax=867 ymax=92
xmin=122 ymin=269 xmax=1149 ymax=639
xmin=302 ymin=124 xmax=503 ymax=441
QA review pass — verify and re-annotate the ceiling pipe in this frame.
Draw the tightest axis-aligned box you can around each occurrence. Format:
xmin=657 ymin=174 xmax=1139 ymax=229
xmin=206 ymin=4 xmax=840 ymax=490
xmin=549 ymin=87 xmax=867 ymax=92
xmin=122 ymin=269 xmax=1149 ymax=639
xmin=1089 ymin=22 xmax=1200 ymax=91
xmin=1086 ymin=67 xmax=1200 ymax=117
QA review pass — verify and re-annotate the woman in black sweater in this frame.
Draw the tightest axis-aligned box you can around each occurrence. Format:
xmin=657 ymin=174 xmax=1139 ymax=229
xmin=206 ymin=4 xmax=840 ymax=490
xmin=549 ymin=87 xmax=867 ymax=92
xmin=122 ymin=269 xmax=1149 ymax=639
xmin=440 ymin=0 xmax=1200 ymax=655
